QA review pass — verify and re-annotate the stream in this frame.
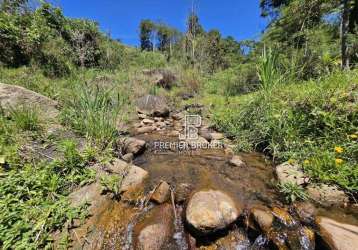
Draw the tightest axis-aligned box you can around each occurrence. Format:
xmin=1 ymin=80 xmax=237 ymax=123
xmin=70 ymin=111 xmax=358 ymax=250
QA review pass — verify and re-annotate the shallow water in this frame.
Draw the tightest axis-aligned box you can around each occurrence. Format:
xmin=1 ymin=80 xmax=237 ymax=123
xmin=77 ymin=130 xmax=358 ymax=250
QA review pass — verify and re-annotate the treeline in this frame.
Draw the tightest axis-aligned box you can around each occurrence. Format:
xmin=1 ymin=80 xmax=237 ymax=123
xmin=139 ymin=13 xmax=244 ymax=73
xmin=260 ymin=0 xmax=358 ymax=74
xmin=140 ymin=0 xmax=358 ymax=82
xmin=0 ymin=0 xmax=125 ymax=77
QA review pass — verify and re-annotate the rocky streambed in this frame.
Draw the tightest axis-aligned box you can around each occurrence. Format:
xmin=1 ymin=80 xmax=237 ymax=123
xmin=65 ymin=95 xmax=358 ymax=250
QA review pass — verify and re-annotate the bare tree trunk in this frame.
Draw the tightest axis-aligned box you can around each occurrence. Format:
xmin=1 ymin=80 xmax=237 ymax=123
xmin=341 ymin=0 xmax=351 ymax=69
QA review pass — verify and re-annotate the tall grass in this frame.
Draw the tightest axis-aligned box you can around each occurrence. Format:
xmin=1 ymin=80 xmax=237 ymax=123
xmin=257 ymin=47 xmax=282 ymax=91
xmin=210 ymin=70 xmax=358 ymax=191
xmin=9 ymin=106 xmax=41 ymax=132
xmin=62 ymin=84 xmax=125 ymax=147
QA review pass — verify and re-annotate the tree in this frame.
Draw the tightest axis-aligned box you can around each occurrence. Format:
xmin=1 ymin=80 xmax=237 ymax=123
xmin=342 ymin=0 xmax=351 ymax=69
xmin=156 ymin=24 xmax=180 ymax=61
xmin=221 ymin=36 xmax=244 ymax=67
xmin=260 ymin=0 xmax=290 ymax=18
xmin=205 ymin=29 xmax=224 ymax=72
xmin=139 ymin=19 xmax=155 ymax=51
xmin=1 ymin=0 xmax=28 ymax=14
xmin=185 ymin=12 xmax=204 ymax=64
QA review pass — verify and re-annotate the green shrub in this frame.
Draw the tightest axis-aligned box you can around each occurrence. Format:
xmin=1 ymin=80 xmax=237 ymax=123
xmin=206 ymin=64 xmax=257 ymax=96
xmin=211 ymin=70 xmax=358 ymax=191
xmin=278 ymin=182 xmax=308 ymax=203
xmin=61 ymin=84 xmax=125 ymax=147
xmin=100 ymin=175 xmax=123 ymax=199
xmin=0 ymin=120 xmax=93 ymax=249
xmin=38 ymin=37 xmax=72 ymax=78
xmin=99 ymin=38 xmax=125 ymax=70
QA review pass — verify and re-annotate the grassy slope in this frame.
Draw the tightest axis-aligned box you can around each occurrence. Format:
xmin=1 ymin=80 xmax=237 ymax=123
xmin=0 ymin=49 xmax=171 ymax=248
xmin=203 ymin=70 xmax=358 ymax=191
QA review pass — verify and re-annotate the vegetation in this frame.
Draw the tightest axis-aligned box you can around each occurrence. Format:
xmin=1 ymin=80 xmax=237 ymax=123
xmin=61 ymin=84 xmax=127 ymax=147
xmin=278 ymin=182 xmax=308 ymax=203
xmin=1 ymin=0 xmax=358 ymax=248
xmin=0 ymin=109 xmax=95 ymax=248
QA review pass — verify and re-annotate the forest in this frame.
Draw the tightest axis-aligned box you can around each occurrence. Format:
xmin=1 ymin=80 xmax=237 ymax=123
xmin=0 ymin=0 xmax=358 ymax=249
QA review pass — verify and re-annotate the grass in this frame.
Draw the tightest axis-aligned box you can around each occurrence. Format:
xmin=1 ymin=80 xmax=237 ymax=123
xmin=0 ymin=107 xmax=95 ymax=249
xmin=61 ymin=83 xmax=128 ymax=147
xmin=8 ymin=106 xmax=41 ymax=132
xmin=207 ymin=70 xmax=358 ymax=191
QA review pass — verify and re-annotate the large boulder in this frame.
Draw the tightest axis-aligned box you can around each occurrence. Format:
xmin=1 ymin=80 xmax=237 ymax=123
xmin=186 ymin=190 xmax=240 ymax=234
xmin=316 ymin=217 xmax=358 ymax=250
xmin=276 ymin=162 xmax=309 ymax=186
xmin=135 ymin=204 xmax=174 ymax=250
xmin=0 ymin=83 xmax=59 ymax=118
xmin=143 ymin=69 xmax=176 ymax=89
xmin=136 ymin=95 xmax=169 ymax=117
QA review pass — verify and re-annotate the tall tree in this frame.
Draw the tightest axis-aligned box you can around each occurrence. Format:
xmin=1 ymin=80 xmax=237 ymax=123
xmin=206 ymin=29 xmax=224 ymax=72
xmin=341 ymin=0 xmax=351 ymax=69
xmin=139 ymin=19 xmax=155 ymax=51
xmin=185 ymin=12 xmax=204 ymax=64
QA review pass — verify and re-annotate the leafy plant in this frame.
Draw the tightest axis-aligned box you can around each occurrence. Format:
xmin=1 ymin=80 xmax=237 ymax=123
xmin=278 ymin=182 xmax=308 ymax=203
xmin=257 ymin=47 xmax=282 ymax=91
xmin=61 ymin=84 xmax=125 ymax=147
xmin=100 ymin=174 xmax=123 ymax=199
xmin=0 ymin=139 xmax=93 ymax=249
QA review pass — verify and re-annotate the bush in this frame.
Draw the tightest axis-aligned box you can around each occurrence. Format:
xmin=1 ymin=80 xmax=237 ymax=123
xmin=99 ymin=38 xmax=125 ymax=70
xmin=211 ymin=70 xmax=358 ymax=191
xmin=38 ymin=37 xmax=72 ymax=78
xmin=0 ymin=108 xmax=94 ymax=248
xmin=206 ymin=64 xmax=258 ymax=96
xmin=61 ymin=84 xmax=125 ymax=147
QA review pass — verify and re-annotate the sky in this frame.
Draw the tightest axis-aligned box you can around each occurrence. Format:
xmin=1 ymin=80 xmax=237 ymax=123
xmin=50 ymin=0 xmax=267 ymax=46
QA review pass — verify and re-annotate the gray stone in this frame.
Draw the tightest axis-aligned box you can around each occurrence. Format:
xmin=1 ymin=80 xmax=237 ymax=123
xmin=105 ymin=159 xmax=148 ymax=194
xmin=250 ymin=207 xmax=273 ymax=233
xmin=0 ymin=83 xmax=59 ymax=119
xmin=136 ymin=126 xmax=154 ymax=134
xmin=142 ymin=118 xmax=155 ymax=125
xmin=210 ymin=132 xmax=224 ymax=140
xmin=151 ymin=181 xmax=170 ymax=204
xmin=307 ymin=184 xmax=348 ymax=207
xmin=294 ymin=202 xmax=316 ymax=225
xmin=276 ymin=162 xmax=309 ymax=186
xmin=122 ymin=153 xmax=133 ymax=163
xmin=122 ymin=137 xmax=146 ymax=155
xmin=136 ymin=95 xmax=169 ymax=117
xmin=175 ymin=183 xmax=193 ymax=204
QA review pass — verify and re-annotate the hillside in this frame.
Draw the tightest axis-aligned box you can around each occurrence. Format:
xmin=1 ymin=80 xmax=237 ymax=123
xmin=1 ymin=1 xmax=358 ymax=250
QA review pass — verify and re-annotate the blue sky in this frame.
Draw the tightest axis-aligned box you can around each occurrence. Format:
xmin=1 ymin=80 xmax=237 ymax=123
xmin=51 ymin=0 xmax=267 ymax=46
